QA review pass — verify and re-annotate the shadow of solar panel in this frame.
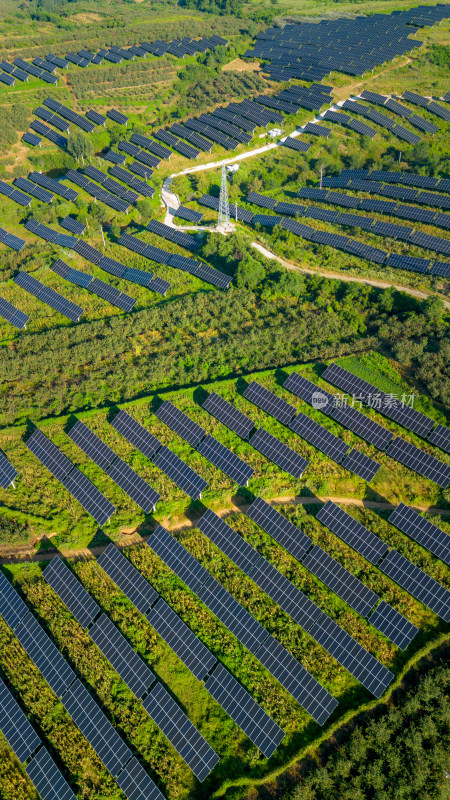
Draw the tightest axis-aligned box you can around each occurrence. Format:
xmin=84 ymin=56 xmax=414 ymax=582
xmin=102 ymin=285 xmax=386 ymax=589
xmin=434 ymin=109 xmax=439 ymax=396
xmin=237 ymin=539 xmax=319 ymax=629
xmin=290 ymin=412 xmax=350 ymax=462
xmin=197 ymin=435 xmax=254 ymax=486
xmin=204 ymin=664 xmax=284 ymax=758
xmin=203 ymin=392 xmax=254 ymax=439
xmin=249 ymin=428 xmax=308 ymax=479
xmin=341 ymin=448 xmax=380 ymax=481
xmin=15 ymin=612 xmax=76 ymax=697
xmin=26 ymin=746 xmax=77 ymax=800
xmin=25 ymin=429 xmax=73 ymax=482
xmin=68 ymin=420 xmax=115 ymax=470
xmin=258 ymin=634 xmax=338 ymax=725
xmin=389 ymin=503 xmax=450 ymax=566
xmin=197 ymin=508 xmax=261 ymax=576
xmin=309 ymin=614 xmax=393 ymax=697
xmin=427 ymin=424 xmax=450 ymax=455
xmin=243 ymin=381 xmax=297 ymax=425
xmin=152 ymin=446 xmax=207 ymax=500
xmin=98 ymin=544 xmax=158 ymax=614
xmin=246 ymin=497 xmax=311 ymax=562
xmin=368 ymin=601 xmax=418 ymax=650
xmin=386 ymin=437 xmax=450 ymax=488
xmin=0 ymin=570 xmax=28 ymax=631
xmin=302 ymin=545 xmax=378 ymax=616
xmin=147 ymin=597 xmax=217 ymax=680
xmin=106 ymin=458 xmax=160 ymax=512
xmin=143 ymin=683 xmax=219 ymax=781
xmin=62 ymin=679 xmax=131 ymax=776
xmin=316 ymin=501 xmax=388 ymax=564
xmin=329 ymin=403 xmax=393 ymax=450
xmin=90 ymin=614 xmax=155 ymax=698
xmin=43 ymin=556 xmax=100 ymax=628
xmin=379 ymin=549 xmax=450 ymax=622
xmin=155 ymin=401 xmax=206 ymax=447
xmin=111 ymin=410 xmax=161 ymax=459
xmin=0 ymin=679 xmax=41 ymax=763
xmin=0 ymin=451 xmax=18 ymax=489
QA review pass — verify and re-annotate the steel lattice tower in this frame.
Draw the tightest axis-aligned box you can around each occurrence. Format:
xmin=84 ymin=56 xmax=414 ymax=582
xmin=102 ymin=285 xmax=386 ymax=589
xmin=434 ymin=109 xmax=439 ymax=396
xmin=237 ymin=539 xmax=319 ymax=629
xmin=218 ymin=164 xmax=231 ymax=229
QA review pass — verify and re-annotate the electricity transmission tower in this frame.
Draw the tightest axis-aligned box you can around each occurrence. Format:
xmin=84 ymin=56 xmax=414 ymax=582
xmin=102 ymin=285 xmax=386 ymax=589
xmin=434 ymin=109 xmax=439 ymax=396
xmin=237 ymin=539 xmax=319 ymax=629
xmin=218 ymin=164 xmax=232 ymax=231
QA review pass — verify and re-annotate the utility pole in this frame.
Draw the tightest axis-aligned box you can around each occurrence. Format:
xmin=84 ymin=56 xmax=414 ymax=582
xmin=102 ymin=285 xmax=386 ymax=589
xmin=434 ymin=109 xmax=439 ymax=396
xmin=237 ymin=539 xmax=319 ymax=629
xmin=218 ymin=164 xmax=231 ymax=231
xmin=319 ymin=165 xmax=323 ymax=189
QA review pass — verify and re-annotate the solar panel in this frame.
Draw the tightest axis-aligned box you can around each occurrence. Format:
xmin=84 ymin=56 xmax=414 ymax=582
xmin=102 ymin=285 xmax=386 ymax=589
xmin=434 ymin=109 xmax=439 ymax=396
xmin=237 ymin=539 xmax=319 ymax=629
xmin=316 ymin=501 xmax=388 ymax=565
xmin=329 ymin=403 xmax=394 ymax=450
xmin=197 ymin=435 xmax=254 ymax=486
xmin=309 ymin=613 xmax=394 ymax=698
xmin=68 ymin=419 xmax=115 ymax=470
xmin=110 ymin=411 xmax=160 ymax=461
xmin=0 ymin=678 xmax=40 ymax=763
xmin=386 ymin=437 xmax=450 ymax=488
xmin=90 ymin=613 xmax=155 ymax=698
xmin=43 ymin=556 xmax=100 ymax=628
xmin=152 ymin=446 xmax=207 ymax=500
xmin=249 ymin=427 xmax=308 ymax=479
xmin=246 ymin=496 xmax=312 ymax=562
xmin=147 ymin=597 xmax=217 ymax=681
xmin=0 ymin=450 xmax=17 ymax=490
xmin=106 ymin=457 xmax=160 ymax=513
xmin=22 ymin=132 xmax=42 ymax=147
xmin=204 ymin=664 xmax=284 ymax=758
xmin=194 ymin=263 xmax=232 ymax=289
xmin=340 ymin=448 xmax=380 ymax=481
xmin=388 ymin=503 xmax=450 ymax=566
xmin=0 ymin=570 xmax=28 ymax=631
xmin=60 ymin=216 xmax=85 ymax=235
xmin=196 ymin=508 xmax=261 ymax=576
xmin=86 ymin=109 xmax=107 ymax=126
xmin=368 ymin=601 xmax=418 ymax=650
xmin=302 ymin=545 xmax=378 ymax=616
xmin=25 ymin=428 xmax=73 ymax=482
xmin=26 ymin=746 xmax=77 ymax=800
xmin=14 ymin=612 xmax=76 ymax=698
xmin=427 ymin=424 xmax=450 ymax=455
xmin=0 ymin=293 xmax=28 ymax=330
xmin=243 ymin=381 xmax=297 ymax=425
xmin=143 ymin=682 xmax=219 ymax=781
xmin=379 ymin=549 xmax=450 ymax=623
xmin=290 ymin=411 xmax=350 ymax=462
xmin=14 ymin=177 xmax=53 ymax=202
xmin=62 ymin=468 xmax=115 ymax=526
xmin=321 ymin=363 xmax=435 ymax=438
xmin=202 ymin=392 xmax=254 ymax=439
xmin=14 ymin=272 xmax=83 ymax=322
xmin=98 ymin=543 xmax=158 ymax=614
xmin=62 ymin=679 xmax=131 ymax=776
xmin=155 ymin=401 xmax=206 ymax=447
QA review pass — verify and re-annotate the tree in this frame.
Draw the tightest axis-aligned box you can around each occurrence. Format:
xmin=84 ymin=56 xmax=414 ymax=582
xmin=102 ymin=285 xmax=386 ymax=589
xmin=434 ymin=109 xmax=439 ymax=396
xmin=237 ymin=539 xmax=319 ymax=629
xmin=423 ymin=295 xmax=444 ymax=322
xmin=235 ymin=253 xmax=266 ymax=289
xmin=67 ymin=131 xmax=93 ymax=161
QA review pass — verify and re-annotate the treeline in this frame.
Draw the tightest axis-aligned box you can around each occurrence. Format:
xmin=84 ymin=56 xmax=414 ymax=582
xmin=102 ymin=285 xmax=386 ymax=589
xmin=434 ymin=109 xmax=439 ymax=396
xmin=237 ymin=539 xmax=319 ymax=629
xmin=0 ymin=233 xmax=446 ymax=426
xmin=278 ymin=657 xmax=450 ymax=800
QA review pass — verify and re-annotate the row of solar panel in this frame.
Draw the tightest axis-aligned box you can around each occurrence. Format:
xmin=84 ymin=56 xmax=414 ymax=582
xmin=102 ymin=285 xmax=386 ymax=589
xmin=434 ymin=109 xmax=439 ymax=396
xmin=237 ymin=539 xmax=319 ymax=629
xmin=118 ymin=231 xmax=232 ymax=289
xmin=247 ymin=190 xmax=450 ymax=261
xmin=242 ymin=189 xmax=450 ymax=274
xmin=23 ymin=218 xmax=171 ymax=296
xmin=243 ymin=6 xmax=449 ymax=79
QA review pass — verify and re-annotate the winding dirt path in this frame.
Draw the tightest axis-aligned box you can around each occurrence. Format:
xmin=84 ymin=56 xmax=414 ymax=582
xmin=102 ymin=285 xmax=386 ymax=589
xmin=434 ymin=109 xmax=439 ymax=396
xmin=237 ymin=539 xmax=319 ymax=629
xmin=1 ymin=494 xmax=449 ymax=565
xmin=252 ymin=242 xmax=450 ymax=308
